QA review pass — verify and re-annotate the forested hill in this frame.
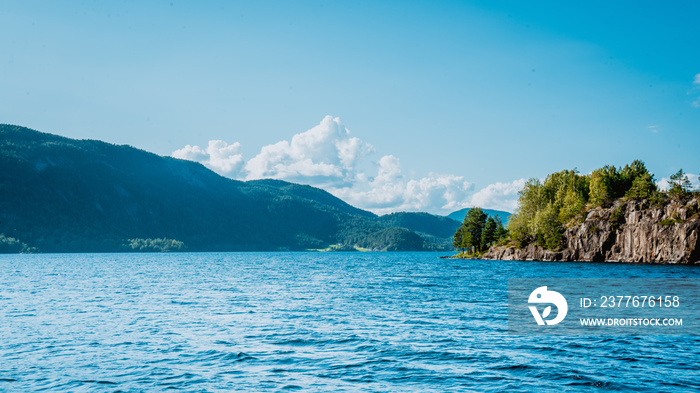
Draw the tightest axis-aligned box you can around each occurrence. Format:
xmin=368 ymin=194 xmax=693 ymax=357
xmin=447 ymin=208 xmax=511 ymax=224
xmin=0 ymin=124 xmax=454 ymax=252
xmin=482 ymin=161 xmax=700 ymax=264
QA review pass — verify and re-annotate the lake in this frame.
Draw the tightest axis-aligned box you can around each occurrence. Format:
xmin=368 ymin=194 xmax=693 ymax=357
xmin=1 ymin=252 xmax=698 ymax=391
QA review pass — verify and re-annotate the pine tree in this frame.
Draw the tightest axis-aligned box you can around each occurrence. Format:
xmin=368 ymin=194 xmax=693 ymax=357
xmin=625 ymin=172 xmax=656 ymax=199
xmin=461 ymin=229 xmax=474 ymax=254
xmin=453 ymin=226 xmax=465 ymax=253
xmin=494 ymin=216 xmax=507 ymax=243
xmin=462 ymin=207 xmax=487 ymax=253
xmin=668 ymin=169 xmax=691 ymax=198
xmin=481 ymin=216 xmax=497 ymax=250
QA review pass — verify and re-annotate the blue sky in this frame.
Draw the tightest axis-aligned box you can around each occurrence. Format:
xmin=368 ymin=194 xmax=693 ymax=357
xmin=2 ymin=1 xmax=699 ymax=214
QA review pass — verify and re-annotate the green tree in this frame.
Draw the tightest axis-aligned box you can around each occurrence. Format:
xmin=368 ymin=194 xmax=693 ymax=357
xmin=558 ymin=188 xmax=586 ymax=224
xmin=461 ymin=207 xmax=487 ymax=253
xmin=453 ymin=226 xmax=465 ymax=252
xmin=625 ymin=172 xmax=656 ymax=199
xmin=668 ymin=169 xmax=692 ymax=198
xmin=481 ymin=216 xmax=497 ymax=250
xmin=532 ymin=202 xmax=562 ymax=249
xmin=124 ymin=238 xmax=187 ymax=252
xmin=461 ymin=229 xmax=474 ymax=253
xmin=508 ymin=178 xmax=543 ymax=247
xmin=620 ymin=160 xmax=650 ymax=192
xmin=502 ymin=160 xmax=660 ymax=250
xmin=508 ymin=211 xmax=530 ymax=248
xmin=508 ymin=170 xmax=586 ymax=247
xmin=589 ymin=165 xmax=619 ymax=206
xmin=494 ymin=216 xmax=508 ymax=243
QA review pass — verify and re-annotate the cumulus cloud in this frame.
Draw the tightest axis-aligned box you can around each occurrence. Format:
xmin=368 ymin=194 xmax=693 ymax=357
xmin=468 ymin=179 xmax=527 ymax=212
xmin=244 ymin=115 xmax=373 ymax=187
xmin=330 ymin=155 xmax=475 ymax=215
xmin=172 ymin=140 xmax=244 ymax=177
xmin=171 ymin=116 xmax=523 ymax=215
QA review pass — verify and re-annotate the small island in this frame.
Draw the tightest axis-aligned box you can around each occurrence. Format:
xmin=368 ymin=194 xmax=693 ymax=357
xmin=452 ymin=161 xmax=699 ymax=264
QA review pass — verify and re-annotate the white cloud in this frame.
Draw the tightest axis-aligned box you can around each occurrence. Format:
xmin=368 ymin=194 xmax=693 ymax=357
xmin=171 ymin=116 xmax=523 ymax=215
xmin=172 ymin=140 xmax=244 ymax=177
xmin=468 ymin=179 xmax=526 ymax=212
xmin=244 ymin=115 xmax=373 ymax=187
xmin=330 ymin=155 xmax=476 ymax=215
xmin=172 ymin=144 xmax=208 ymax=162
xmin=694 ymin=73 xmax=700 ymax=85
xmin=692 ymin=73 xmax=700 ymax=107
xmin=331 ymin=155 xmax=406 ymax=211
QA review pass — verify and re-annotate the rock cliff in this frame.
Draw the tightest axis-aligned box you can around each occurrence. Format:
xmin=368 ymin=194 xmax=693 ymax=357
xmin=482 ymin=197 xmax=700 ymax=264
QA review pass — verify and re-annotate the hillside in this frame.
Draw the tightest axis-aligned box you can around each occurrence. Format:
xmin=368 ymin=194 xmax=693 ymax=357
xmin=0 ymin=124 xmax=453 ymax=252
xmin=379 ymin=212 xmax=461 ymax=249
xmin=446 ymin=208 xmax=511 ymax=224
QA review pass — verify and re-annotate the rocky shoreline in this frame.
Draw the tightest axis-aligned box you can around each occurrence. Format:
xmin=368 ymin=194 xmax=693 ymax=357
xmin=481 ymin=197 xmax=700 ymax=264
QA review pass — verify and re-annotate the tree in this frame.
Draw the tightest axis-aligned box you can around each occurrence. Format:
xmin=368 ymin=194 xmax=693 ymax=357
xmin=452 ymin=208 xmax=508 ymax=254
xmin=453 ymin=226 xmax=465 ymax=253
xmin=668 ymin=169 xmax=692 ymax=198
xmin=618 ymin=160 xmax=643 ymax=194
xmin=499 ymin=160 xmax=664 ymax=251
xmin=494 ymin=216 xmax=508 ymax=242
xmin=589 ymin=165 xmax=619 ymax=206
xmin=508 ymin=178 xmax=543 ymax=247
xmin=462 ymin=207 xmax=487 ymax=253
xmin=625 ymin=172 xmax=656 ymax=199
xmin=558 ymin=188 xmax=586 ymax=223
xmin=508 ymin=211 xmax=529 ymax=248
xmin=461 ymin=229 xmax=474 ymax=253
xmin=532 ymin=202 xmax=562 ymax=249
xmin=452 ymin=207 xmax=488 ymax=254
xmin=481 ymin=216 xmax=497 ymax=250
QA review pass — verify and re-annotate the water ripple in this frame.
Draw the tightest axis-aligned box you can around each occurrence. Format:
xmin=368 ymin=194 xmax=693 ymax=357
xmin=0 ymin=252 xmax=698 ymax=391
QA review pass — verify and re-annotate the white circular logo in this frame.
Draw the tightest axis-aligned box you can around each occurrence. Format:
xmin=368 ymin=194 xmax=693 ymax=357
xmin=528 ymin=286 xmax=568 ymax=326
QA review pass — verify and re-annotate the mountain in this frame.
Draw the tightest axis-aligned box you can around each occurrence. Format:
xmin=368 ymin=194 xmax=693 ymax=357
xmin=379 ymin=212 xmax=461 ymax=249
xmin=0 ymin=124 xmax=455 ymax=252
xmin=446 ymin=208 xmax=511 ymax=224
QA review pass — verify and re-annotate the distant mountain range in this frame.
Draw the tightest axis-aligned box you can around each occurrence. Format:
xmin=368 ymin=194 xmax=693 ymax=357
xmin=0 ymin=124 xmax=461 ymax=252
xmin=446 ymin=208 xmax=512 ymax=223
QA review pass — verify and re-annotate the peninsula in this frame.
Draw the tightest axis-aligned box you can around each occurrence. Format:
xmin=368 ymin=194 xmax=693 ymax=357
xmin=455 ymin=162 xmax=699 ymax=264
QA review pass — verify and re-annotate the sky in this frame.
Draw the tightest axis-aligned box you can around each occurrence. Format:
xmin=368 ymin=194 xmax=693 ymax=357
xmin=2 ymin=1 xmax=699 ymax=214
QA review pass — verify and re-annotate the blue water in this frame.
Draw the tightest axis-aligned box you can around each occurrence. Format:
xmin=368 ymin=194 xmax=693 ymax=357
xmin=0 ymin=252 xmax=698 ymax=392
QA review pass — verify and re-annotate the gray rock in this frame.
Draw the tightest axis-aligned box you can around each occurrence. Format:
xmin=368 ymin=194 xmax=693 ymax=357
xmin=483 ymin=197 xmax=700 ymax=264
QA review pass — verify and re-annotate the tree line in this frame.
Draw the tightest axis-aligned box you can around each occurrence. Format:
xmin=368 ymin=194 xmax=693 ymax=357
xmin=0 ymin=233 xmax=39 ymax=253
xmin=507 ymin=160 xmax=697 ymax=250
xmin=122 ymin=238 xmax=188 ymax=252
